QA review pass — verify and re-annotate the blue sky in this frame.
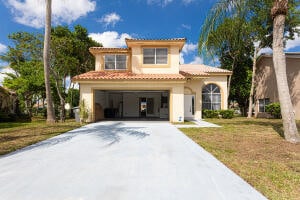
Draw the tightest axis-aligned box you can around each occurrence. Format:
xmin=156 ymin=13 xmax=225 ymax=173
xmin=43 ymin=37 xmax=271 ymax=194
xmin=0 ymin=0 xmax=300 ymax=84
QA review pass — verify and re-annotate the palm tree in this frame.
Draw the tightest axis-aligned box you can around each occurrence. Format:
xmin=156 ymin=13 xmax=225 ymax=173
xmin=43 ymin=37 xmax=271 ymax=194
xmin=199 ymin=0 xmax=299 ymax=143
xmin=43 ymin=0 xmax=56 ymax=123
xmin=271 ymin=0 xmax=299 ymax=143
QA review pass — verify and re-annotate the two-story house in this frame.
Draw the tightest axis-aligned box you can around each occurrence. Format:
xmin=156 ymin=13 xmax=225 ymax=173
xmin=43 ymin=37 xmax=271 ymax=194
xmin=72 ymin=38 xmax=232 ymax=122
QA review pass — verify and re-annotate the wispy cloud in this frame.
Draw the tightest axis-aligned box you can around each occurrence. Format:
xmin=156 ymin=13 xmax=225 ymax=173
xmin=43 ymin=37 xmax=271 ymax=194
xmin=181 ymin=24 xmax=191 ymax=30
xmin=5 ymin=0 xmax=96 ymax=28
xmin=0 ymin=43 xmax=7 ymax=53
xmin=182 ymin=0 xmax=195 ymax=5
xmin=189 ymin=56 xmax=204 ymax=64
xmin=98 ymin=12 xmax=122 ymax=28
xmin=89 ymin=31 xmax=132 ymax=47
xmin=146 ymin=0 xmax=174 ymax=7
xmin=180 ymin=42 xmax=198 ymax=64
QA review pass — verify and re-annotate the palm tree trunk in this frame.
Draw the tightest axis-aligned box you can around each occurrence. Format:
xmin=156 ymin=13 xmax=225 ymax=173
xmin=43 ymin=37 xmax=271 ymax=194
xmin=43 ymin=0 xmax=55 ymax=123
xmin=247 ymin=47 xmax=259 ymax=118
xmin=227 ymin=57 xmax=236 ymax=100
xmin=272 ymin=0 xmax=300 ymax=143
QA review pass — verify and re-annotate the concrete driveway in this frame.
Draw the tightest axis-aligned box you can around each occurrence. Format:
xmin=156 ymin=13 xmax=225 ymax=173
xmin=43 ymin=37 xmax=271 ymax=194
xmin=0 ymin=121 xmax=266 ymax=200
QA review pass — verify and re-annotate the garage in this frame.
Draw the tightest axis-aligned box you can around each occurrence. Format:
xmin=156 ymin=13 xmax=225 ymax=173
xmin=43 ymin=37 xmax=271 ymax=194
xmin=94 ymin=90 xmax=169 ymax=121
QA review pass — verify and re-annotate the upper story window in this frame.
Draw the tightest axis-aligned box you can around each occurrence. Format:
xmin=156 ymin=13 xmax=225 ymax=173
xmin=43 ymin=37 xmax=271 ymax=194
xmin=143 ymin=48 xmax=168 ymax=64
xmin=104 ymin=54 xmax=126 ymax=70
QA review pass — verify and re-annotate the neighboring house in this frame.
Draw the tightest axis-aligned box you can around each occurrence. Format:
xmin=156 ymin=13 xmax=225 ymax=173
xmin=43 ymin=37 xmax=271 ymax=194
xmin=0 ymin=86 xmax=17 ymax=114
xmin=255 ymin=53 xmax=300 ymax=120
xmin=72 ymin=38 xmax=232 ymax=122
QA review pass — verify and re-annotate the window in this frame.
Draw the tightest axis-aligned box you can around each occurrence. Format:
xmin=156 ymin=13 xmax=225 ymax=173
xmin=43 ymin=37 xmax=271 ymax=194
xmin=202 ymin=84 xmax=221 ymax=110
xmin=258 ymin=98 xmax=270 ymax=112
xmin=143 ymin=48 xmax=168 ymax=64
xmin=104 ymin=55 xmax=126 ymax=70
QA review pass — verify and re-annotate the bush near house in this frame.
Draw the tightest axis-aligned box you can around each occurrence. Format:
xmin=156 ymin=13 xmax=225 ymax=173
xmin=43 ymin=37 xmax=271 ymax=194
xmin=203 ymin=109 xmax=234 ymax=119
xmin=203 ymin=110 xmax=219 ymax=118
xmin=266 ymin=103 xmax=281 ymax=119
xmin=219 ymin=109 xmax=234 ymax=119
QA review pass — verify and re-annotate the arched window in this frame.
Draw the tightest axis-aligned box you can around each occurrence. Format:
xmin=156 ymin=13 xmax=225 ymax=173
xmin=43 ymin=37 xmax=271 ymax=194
xmin=202 ymin=84 xmax=221 ymax=110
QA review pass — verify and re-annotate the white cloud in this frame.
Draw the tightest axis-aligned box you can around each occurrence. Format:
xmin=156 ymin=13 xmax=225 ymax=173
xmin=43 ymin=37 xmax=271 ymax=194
xmin=0 ymin=66 xmax=15 ymax=86
xmin=285 ymin=33 xmax=300 ymax=51
xmin=189 ymin=56 xmax=204 ymax=64
xmin=180 ymin=42 xmax=198 ymax=64
xmin=0 ymin=43 xmax=7 ymax=53
xmin=182 ymin=0 xmax=195 ymax=5
xmin=147 ymin=0 xmax=174 ymax=7
xmin=98 ymin=12 xmax=121 ymax=27
xmin=6 ymin=0 xmax=96 ymax=28
xmin=89 ymin=31 xmax=132 ymax=47
xmin=181 ymin=24 xmax=191 ymax=30
xmin=258 ymin=47 xmax=272 ymax=55
xmin=182 ymin=42 xmax=197 ymax=54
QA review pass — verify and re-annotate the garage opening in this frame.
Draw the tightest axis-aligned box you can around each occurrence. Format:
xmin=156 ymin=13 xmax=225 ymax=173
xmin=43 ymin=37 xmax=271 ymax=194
xmin=94 ymin=90 xmax=169 ymax=121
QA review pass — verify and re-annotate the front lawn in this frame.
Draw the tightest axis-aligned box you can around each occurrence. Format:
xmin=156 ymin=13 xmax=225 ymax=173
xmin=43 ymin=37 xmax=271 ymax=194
xmin=180 ymin=117 xmax=300 ymax=200
xmin=0 ymin=118 xmax=82 ymax=155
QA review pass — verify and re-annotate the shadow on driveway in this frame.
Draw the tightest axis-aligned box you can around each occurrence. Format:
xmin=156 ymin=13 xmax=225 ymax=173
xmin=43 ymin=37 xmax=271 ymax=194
xmin=1 ymin=122 xmax=150 ymax=158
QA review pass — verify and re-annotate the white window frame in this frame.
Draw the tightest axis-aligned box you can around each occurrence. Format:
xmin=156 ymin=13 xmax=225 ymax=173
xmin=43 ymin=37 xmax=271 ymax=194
xmin=143 ymin=48 xmax=168 ymax=65
xmin=202 ymin=84 xmax=222 ymax=111
xmin=104 ymin=54 xmax=127 ymax=70
xmin=258 ymin=98 xmax=270 ymax=112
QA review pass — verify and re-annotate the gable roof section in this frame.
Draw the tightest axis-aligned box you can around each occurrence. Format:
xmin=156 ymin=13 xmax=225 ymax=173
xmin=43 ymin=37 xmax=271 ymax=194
xmin=89 ymin=47 xmax=130 ymax=56
xmin=125 ymin=38 xmax=186 ymax=50
xmin=179 ymin=64 xmax=232 ymax=76
xmin=72 ymin=71 xmax=186 ymax=81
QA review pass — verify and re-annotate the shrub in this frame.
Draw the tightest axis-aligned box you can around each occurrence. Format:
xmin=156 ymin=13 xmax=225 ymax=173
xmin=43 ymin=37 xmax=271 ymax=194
xmin=219 ymin=110 xmax=234 ymax=119
xmin=265 ymin=103 xmax=281 ymax=119
xmin=79 ymin=100 xmax=89 ymax=123
xmin=203 ymin=109 xmax=219 ymax=118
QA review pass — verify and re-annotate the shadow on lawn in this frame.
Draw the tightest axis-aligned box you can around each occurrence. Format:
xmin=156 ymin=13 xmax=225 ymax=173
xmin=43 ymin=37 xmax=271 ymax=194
xmin=216 ymin=119 xmax=287 ymax=138
xmin=1 ymin=122 xmax=149 ymax=158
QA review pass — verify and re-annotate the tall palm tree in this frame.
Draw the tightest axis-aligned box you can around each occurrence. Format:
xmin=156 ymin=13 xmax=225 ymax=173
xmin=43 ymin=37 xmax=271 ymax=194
xmin=271 ymin=0 xmax=299 ymax=143
xmin=199 ymin=0 xmax=299 ymax=143
xmin=43 ymin=0 xmax=55 ymax=123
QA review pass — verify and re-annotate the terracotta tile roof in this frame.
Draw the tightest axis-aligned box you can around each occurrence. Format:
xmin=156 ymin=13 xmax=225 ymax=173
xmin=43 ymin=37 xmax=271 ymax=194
xmin=180 ymin=64 xmax=232 ymax=75
xmin=89 ymin=47 xmax=130 ymax=50
xmin=125 ymin=38 xmax=186 ymax=42
xmin=72 ymin=71 xmax=186 ymax=81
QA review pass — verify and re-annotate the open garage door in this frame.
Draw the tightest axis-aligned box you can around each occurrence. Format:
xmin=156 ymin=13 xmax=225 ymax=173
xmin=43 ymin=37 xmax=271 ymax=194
xmin=94 ymin=90 xmax=169 ymax=121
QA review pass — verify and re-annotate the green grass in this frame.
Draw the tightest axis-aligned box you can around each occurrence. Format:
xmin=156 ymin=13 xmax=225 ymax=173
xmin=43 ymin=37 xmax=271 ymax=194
xmin=180 ymin=117 xmax=300 ymax=200
xmin=172 ymin=120 xmax=196 ymax=125
xmin=0 ymin=118 xmax=83 ymax=155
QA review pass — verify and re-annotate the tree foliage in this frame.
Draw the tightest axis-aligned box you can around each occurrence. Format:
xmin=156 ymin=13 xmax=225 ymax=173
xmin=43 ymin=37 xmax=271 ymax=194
xmin=0 ymin=25 xmax=101 ymax=121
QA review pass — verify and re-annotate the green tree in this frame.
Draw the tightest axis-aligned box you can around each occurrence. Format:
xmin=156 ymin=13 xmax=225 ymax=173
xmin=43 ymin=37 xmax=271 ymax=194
xmin=50 ymin=25 xmax=101 ymax=121
xmin=198 ymin=0 xmax=300 ymax=143
xmin=0 ymin=32 xmax=45 ymax=116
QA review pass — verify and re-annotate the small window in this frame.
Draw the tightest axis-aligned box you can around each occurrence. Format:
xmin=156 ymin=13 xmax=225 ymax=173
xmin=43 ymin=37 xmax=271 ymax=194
xmin=105 ymin=54 xmax=126 ymax=70
xmin=143 ymin=48 xmax=168 ymax=64
xmin=258 ymin=98 xmax=270 ymax=112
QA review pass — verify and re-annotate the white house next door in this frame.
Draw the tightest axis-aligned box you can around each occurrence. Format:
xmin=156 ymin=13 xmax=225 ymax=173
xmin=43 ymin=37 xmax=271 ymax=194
xmin=184 ymin=94 xmax=195 ymax=119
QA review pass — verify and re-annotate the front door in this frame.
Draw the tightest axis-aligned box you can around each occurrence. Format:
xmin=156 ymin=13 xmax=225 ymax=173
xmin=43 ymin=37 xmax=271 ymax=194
xmin=139 ymin=97 xmax=147 ymax=117
xmin=184 ymin=95 xmax=195 ymax=119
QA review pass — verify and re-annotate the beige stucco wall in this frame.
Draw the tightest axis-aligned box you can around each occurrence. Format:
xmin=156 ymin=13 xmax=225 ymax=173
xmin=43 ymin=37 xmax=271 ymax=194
xmin=79 ymin=80 xmax=184 ymax=122
xmin=129 ymin=45 xmax=180 ymax=74
xmin=255 ymin=56 xmax=300 ymax=120
xmin=184 ymin=76 xmax=229 ymax=120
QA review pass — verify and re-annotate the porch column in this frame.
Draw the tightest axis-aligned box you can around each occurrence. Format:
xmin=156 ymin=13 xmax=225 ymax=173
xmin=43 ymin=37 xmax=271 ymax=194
xmin=80 ymin=84 xmax=94 ymax=122
xmin=170 ymin=85 xmax=184 ymax=122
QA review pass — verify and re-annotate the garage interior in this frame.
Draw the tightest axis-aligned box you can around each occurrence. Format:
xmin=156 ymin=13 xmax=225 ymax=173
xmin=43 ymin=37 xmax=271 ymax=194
xmin=94 ymin=90 xmax=169 ymax=121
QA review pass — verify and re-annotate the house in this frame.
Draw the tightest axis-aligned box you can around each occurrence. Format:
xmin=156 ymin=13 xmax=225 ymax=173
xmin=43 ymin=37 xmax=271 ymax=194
xmin=255 ymin=53 xmax=300 ymax=120
xmin=72 ymin=38 xmax=232 ymax=122
xmin=0 ymin=86 xmax=17 ymax=114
